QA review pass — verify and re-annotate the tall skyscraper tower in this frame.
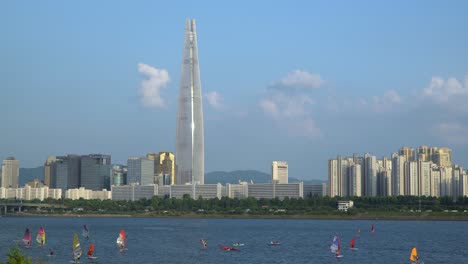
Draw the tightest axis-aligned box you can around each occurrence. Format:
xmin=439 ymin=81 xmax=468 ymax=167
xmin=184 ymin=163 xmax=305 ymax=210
xmin=1 ymin=157 xmax=19 ymax=188
xmin=176 ymin=19 xmax=204 ymax=185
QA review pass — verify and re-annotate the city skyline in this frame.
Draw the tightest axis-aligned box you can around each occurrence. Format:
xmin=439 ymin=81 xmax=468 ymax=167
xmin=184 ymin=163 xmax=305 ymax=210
xmin=1 ymin=1 xmax=468 ymax=180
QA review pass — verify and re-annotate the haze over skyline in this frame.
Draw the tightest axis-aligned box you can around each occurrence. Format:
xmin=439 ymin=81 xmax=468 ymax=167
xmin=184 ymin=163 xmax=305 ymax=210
xmin=1 ymin=1 xmax=468 ymax=180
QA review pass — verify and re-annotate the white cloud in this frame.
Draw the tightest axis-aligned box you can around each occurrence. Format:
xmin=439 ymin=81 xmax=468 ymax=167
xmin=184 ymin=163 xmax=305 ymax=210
xmin=274 ymin=70 xmax=325 ymax=89
xmin=205 ymin=91 xmax=224 ymax=110
xmin=422 ymin=75 xmax=468 ymax=103
xmin=436 ymin=122 xmax=468 ymax=144
xmin=137 ymin=63 xmax=170 ymax=108
xmin=259 ymin=91 xmax=320 ymax=138
xmin=357 ymin=89 xmax=403 ymax=113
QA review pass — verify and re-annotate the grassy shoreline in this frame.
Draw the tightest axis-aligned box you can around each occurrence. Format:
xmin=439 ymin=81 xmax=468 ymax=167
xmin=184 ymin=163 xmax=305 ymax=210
xmin=5 ymin=212 xmax=468 ymax=221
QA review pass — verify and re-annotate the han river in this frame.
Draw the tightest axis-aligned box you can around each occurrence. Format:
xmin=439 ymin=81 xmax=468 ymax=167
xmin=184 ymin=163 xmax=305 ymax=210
xmin=1 ymin=217 xmax=467 ymax=263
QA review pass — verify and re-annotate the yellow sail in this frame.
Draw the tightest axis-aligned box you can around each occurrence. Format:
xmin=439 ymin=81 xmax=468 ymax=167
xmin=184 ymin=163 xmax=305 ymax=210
xmin=409 ymin=247 xmax=418 ymax=262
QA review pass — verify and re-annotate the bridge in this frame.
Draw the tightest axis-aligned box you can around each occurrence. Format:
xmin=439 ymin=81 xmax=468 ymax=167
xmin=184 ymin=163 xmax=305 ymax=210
xmin=0 ymin=202 xmax=66 ymax=215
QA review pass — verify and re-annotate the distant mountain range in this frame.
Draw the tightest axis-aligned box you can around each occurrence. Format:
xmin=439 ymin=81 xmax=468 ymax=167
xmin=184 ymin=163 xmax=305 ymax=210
xmin=0 ymin=167 xmax=325 ymax=187
xmin=204 ymin=170 xmax=326 ymax=185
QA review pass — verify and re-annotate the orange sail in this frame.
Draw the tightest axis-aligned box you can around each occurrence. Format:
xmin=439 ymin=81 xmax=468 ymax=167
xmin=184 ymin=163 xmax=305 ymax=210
xmin=87 ymin=244 xmax=95 ymax=257
xmin=409 ymin=247 xmax=418 ymax=262
xmin=116 ymin=229 xmax=126 ymax=249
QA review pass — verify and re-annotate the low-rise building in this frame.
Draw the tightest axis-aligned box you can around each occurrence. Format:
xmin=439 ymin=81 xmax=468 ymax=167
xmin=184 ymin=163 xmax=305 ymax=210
xmin=0 ymin=186 xmax=62 ymax=201
xmin=338 ymin=200 xmax=354 ymax=212
xmin=111 ymin=184 xmax=158 ymax=201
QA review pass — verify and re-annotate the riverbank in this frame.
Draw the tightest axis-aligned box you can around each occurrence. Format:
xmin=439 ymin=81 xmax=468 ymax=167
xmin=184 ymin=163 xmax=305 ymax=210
xmin=5 ymin=212 xmax=468 ymax=221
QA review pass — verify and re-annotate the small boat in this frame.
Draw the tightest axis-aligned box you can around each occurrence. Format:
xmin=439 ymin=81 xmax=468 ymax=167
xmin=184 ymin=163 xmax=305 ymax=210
xmin=371 ymin=224 xmax=375 ymax=235
xmin=82 ymin=225 xmax=89 ymax=240
xmin=232 ymin=243 xmax=245 ymax=247
xmin=330 ymin=236 xmax=338 ymax=253
xmin=201 ymin=239 xmax=207 ymax=249
xmin=350 ymin=238 xmax=358 ymax=250
xmin=87 ymin=243 xmax=98 ymax=260
xmin=70 ymin=233 xmax=82 ymax=263
xmin=269 ymin=241 xmax=281 ymax=246
xmin=22 ymin=228 xmax=32 ymax=248
xmin=335 ymin=237 xmax=343 ymax=258
xmin=36 ymin=227 xmax=46 ymax=246
xmin=410 ymin=246 xmax=421 ymax=263
xmin=116 ymin=229 xmax=126 ymax=251
xmin=220 ymin=246 xmax=239 ymax=251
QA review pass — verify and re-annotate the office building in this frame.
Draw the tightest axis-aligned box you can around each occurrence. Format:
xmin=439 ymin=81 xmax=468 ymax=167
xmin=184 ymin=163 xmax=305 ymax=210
xmin=272 ymin=161 xmax=288 ymax=184
xmin=44 ymin=156 xmax=57 ymax=187
xmin=148 ymin=152 xmax=176 ymax=185
xmin=81 ymin=154 xmax=111 ymax=191
xmin=112 ymin=165 xmax=127 ymax=186
xmin=111 ymin=184 xmax=158 ymax=201
xmin=55 ymin=155 xmax=81 ymax=192
xmin=1 ymin=157 xmax=19 ymax=188
xmin=176 ymin=19 xmax=205 ymax=185
xmin=127 ymin=157 xmax=154 ymax=185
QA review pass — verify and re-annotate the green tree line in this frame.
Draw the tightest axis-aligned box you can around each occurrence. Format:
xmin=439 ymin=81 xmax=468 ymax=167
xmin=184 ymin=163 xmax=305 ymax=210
xmin=2 ymin=195 xmax=468 ymax=215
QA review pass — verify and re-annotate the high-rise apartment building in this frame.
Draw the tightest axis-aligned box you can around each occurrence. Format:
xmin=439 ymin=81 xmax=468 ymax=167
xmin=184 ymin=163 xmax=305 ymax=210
xmin=81 ymin=154 xmax=111 ymax=190
xmin=328 ymin=159 xmax=338 ymax=197
xmin=147 ymin=152 xmax=176 ymax=185
xmin=434 ymin=147 xmax=452 ymax=168
xmin=349 ymin=164 xmax=362 ymax=196
xmin=418 ymin=161 xmax=431 ymax=196
xmin=392 ymin=154 xmax=405 ymax=196
xmin=417 ymin=146 xmax=430 ymax=162
xmin=272 ymin=161 xmax=288 ymax=184
xmin=175 ymin=19 xmax=205 ymax=185
xmin=1 ymin=157 xmax=19 ymax=188
xmin=399 ymin=147 xmax=415 ymax=162
xmin=405 ymin=161 xmax=418 ymax=195
xmin=127 ymin=157 xmax=154 ymax=186
xmin=365 ymin=155 xmax=378 ymax=196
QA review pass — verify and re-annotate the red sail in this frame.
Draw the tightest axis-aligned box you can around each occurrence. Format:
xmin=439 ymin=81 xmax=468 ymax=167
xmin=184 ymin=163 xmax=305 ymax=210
xmin=350 ymin=238 xmax=355 ymax=248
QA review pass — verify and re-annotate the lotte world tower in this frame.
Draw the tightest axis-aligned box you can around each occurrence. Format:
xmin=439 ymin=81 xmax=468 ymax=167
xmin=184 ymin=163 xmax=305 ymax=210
xmin=175 ymin=19 xmax=204 ymax=185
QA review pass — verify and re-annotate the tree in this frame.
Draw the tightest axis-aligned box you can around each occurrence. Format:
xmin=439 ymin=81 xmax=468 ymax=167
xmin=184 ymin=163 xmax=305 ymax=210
xmin=0 ymin=247 xmax=32 ymax=264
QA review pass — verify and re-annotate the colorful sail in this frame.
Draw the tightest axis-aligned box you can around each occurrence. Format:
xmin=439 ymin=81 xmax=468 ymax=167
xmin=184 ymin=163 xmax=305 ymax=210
xmin=22 ymin=228 xmax=32 ymax=247
xmin=116 ymin=229 xmax=126 ymax=249
xmin=350 ymin=238 xmax=355 ymax=249
xmin=357 ymin=228 xmax=361 ymax=236
xmin=201 ymin=239 xmax=207 ymax=249
xmin=36 ymin=227 xmax=46 ymax=245
xmin=73 ymin=233 xmax=82 ymax=261
xmin=371 ymin=224 xmax=375 ymax=234
xmin=87 ymin=244 xmax=95 ymax=257
xmin=82 ymin=225 xmax=89 ymax=239
xmin=330 ymin=236 xmax=339 ymax=253
xmin=336 ymin=238 xmax=341 ymax=256
xmin=409 ymin=247 xmax=418 ymax=263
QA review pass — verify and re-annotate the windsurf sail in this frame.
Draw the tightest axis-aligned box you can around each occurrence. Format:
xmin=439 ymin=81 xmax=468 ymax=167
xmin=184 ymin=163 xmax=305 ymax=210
xmin=201 ymin=239 xmax=207 ymax=249
xmin=336 ymin=237 xmax=341 ymax=256
xmin=116 ymin=229 xmax=126 ymax=249
xmin=87 ymin=244 xmax=95 ymax=257
xmin=36 ymin=227 xmax=46 ymax=245
xmin=73 ymin=233 xmax=82 ymax=261
xmin=350 ymin=238 xmax=355 ymax=249
xmin=409 ymin=247 xmax=419 ymax=263
xmin=371 ymin=224 xmax=375 ymax=234
xmin=22 ymin=228 xmax=32 ymax=247
xmin=330 ymin=236 xmax=339 ymax=253
xmin=357 ymin=228 xmax=361 ymax=236
xmin=82 ymin=225 xmax=89 ymax=239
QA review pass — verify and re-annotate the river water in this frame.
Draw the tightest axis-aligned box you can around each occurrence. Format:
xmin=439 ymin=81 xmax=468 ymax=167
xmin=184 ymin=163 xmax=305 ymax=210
xmin=0 ymin=217 xmax=466 ymax=263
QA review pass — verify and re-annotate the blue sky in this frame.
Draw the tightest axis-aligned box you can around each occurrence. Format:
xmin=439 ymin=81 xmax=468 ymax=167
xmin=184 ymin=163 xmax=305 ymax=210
xmin=1 ymin=1 xmax=468 ymax=180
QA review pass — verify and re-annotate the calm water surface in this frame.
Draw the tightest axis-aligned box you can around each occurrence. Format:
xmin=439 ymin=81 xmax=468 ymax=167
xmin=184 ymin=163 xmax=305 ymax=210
xmin=0 ymin=217 xmax=466 ymax=263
